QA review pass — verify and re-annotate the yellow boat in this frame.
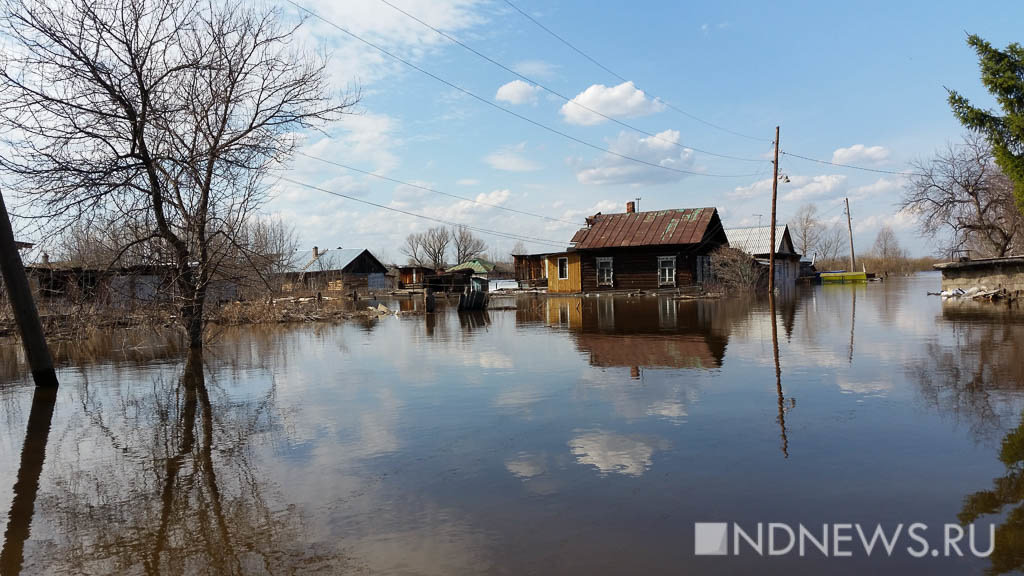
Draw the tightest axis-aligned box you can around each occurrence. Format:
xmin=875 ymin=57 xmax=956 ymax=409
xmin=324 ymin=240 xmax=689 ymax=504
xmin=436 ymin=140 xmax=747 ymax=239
xmin=820 ymin=271 xmax=868 ymax=284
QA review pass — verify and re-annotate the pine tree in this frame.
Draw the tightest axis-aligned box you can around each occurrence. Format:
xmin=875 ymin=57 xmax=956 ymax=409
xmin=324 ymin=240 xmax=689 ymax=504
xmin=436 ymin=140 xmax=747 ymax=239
xmin=948 ymin=35 xmax=1024 ymax=213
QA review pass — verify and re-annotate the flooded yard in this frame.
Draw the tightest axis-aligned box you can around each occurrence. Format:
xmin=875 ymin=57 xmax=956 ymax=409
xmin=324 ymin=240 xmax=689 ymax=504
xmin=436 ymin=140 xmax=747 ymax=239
xmin=2 ymin=272 xmax=1024 ymax=574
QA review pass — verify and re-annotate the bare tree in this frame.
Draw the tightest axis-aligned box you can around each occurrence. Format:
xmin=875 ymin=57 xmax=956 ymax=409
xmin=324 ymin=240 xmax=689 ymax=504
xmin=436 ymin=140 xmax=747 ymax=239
xmin=902 ymin=134 xmax=1023 ymax=257
xmin=421 ymin=226 xmax=450 ymax=270
xmin=711 ymin=246 xmax=763 ymax=291
xmin=791 ymin=204 xmax=822 ymax=257
xmin=452 ymin=225 xmax=486 ymax=265
xmin=817 ymin=226 xmax=845 ymax=263
xmin=871 ymin=225 xmax=904 ymax=260
xmin=401 ymin=232 xmax=426 ymax=267
xmin=0 ymin=0 xmax=357 ymax=348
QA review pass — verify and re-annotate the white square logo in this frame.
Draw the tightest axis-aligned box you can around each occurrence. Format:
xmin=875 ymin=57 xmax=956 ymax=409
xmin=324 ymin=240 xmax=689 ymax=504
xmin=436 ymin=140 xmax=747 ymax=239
xmin=694 ymin=522 xmax=729 ymax=556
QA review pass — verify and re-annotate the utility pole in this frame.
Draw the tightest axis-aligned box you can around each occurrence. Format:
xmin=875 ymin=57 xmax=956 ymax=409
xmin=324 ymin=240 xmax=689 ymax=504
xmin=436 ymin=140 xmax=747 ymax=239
xmin=0 ymin=189 xmax=57 ymax=388
xmin=768 ymin=126 xmax=779 ymax=294
xmin=844 ymin=197 xmax=855 ymax=271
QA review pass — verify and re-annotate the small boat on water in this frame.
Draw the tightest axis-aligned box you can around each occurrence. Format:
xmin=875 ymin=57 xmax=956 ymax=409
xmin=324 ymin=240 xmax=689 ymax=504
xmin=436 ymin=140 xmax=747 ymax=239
xmin=819 ymin=270 xmax=868 ymax=284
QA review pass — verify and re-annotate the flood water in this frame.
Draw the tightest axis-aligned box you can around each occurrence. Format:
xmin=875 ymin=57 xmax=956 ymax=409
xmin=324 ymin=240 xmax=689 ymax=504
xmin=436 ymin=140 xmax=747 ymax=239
xmin=2 ymin=272 xmax=1024 ymax=575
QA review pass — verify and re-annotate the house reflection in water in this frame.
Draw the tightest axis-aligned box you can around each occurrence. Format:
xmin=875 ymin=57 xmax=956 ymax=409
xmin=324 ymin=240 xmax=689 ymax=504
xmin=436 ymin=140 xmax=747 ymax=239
xmin=518 ymin=294 xmax=729 ymax=374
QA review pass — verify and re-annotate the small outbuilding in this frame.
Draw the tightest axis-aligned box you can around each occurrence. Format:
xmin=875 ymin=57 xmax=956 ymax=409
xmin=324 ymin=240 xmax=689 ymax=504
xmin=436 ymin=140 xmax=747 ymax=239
xmin=933 ymin=255 xmax=1024 ymax=293
xmin=724 ymin=225 xmax=802 ymax=288
xmin=282 ymin=248 xmax=389 ymax=294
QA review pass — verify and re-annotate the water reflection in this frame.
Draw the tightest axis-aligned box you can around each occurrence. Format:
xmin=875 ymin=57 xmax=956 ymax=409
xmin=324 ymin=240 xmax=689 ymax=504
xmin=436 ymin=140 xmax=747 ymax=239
xmin=0 ymin=386 xmax=56 ymax=575
xmin=5 ymin=276 xmax=1024 ymax=574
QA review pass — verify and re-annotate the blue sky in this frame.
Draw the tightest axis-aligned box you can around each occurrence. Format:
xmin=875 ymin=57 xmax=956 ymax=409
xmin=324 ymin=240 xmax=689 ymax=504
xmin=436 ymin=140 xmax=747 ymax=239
xmin=269 ymin=0 xmax=1024 ymax=262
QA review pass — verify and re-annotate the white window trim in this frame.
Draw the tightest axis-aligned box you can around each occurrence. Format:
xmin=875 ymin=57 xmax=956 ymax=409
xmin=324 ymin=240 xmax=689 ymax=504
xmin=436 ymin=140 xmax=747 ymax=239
xmin=557 ymin=256 xmax=569 ymax=280
xmin=596 ymin=256 xmax=614 ymax=286
xmin=658 ymin=255 xmax=676 ymax=287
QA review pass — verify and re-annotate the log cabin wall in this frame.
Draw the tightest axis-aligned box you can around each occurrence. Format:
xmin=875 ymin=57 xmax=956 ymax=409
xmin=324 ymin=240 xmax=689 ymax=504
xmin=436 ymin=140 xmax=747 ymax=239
xmin=578 ymin=246 xmax=707 ymax=292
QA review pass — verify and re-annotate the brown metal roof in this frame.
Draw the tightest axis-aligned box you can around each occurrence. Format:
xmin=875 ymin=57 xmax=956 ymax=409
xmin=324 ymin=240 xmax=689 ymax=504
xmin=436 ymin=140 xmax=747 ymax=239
xmin=570 ymin=208 xmax=719 ymax=249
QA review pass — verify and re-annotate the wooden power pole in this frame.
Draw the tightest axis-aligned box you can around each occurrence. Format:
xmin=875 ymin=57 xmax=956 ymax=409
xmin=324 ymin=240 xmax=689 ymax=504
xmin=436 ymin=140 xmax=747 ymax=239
xmin=844 ymin=197 xmax=855 ymax=271
xmin=0 ymin=189 xmax=57 ymax=388
xmin=768 ymin=126 xmax=780 ymax=294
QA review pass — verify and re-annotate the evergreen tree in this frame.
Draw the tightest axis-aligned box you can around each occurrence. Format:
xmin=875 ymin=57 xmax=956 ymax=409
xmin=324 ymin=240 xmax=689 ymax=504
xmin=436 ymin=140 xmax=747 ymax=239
xmin=948 ymin=35 xmax=1024 ymax=213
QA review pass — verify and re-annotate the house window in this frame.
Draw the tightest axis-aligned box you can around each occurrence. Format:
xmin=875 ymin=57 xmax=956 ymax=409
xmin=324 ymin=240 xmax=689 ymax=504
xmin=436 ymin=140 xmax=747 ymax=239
xmin=596 ymin=257 xmax=614 ymax=286
xmin=557 ymin=257 xmax=569 ymax=280
xmin=658 ymin=256 xmax=676 ymax=286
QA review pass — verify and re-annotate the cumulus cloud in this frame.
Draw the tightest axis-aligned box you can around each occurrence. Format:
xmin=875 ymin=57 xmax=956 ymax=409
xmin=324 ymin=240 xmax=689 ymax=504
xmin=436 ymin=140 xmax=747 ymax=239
xmin=832 ymin=144 xmax=890 ymax=165
xmin=455 ymin=178 xmax=479 ymax=186
xmin=730 ymin=174 xmax=847 ymax=203
xmin=560 ymin=81 xmax=664 ymax=126
xmin=495 ymin=79 xmax=542 ymax=105
xmin=575 ymin=129 xmax=694 ymax=186
xmin=484 ymin=142 xmax=541 ymax=172
xmin=850 ymin=177 xmax=904 ymax=200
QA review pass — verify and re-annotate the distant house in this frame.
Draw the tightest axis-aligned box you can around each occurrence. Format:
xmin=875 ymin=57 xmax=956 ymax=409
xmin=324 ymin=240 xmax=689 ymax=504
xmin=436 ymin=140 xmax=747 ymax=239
xmin=282 ymin=248 xmax=388 ymax=294
xmin=15 ymin=240 xmax=33 ymax=251
xmin=556 ymin=202 xmax=728 ymax=293
xmin=397 ymin=265 xmax=435 ymax=288
xmin=724 ymin=225 xmax=802 ymax=288
xmin=446 ymin=258 xmax=512 ymax=280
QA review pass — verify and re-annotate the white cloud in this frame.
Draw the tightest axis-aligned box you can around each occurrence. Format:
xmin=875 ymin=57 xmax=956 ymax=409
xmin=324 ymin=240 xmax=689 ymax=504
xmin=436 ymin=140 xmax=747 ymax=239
xmin=495 ymin=79 xmax=542 ymax=105
xmin=455 ymin=178 xmax=479 ymax=186
xmin=575 ymin=130 xmax=694 ymax=186
xmin=560 ymin=81 xmax=665 ymax=126
xmin=512 ymin=60 xmax=558 ymax=78
xmin=730 ymin=173 xmax=847 ymax=203
xmin=303 ymin=0 xmax=486 ymax=85
xmin=484 ymin=142 xmax=541 ymax=172
xmin=832 ymin=144 xmax=890 ymax=165
xmin=853 ymin=208 xmax=917 ymax=234
xmin=781 ymin=175 xmax=847 ymax=202
xmin=850 ymin=177 xmax=904 ymax=200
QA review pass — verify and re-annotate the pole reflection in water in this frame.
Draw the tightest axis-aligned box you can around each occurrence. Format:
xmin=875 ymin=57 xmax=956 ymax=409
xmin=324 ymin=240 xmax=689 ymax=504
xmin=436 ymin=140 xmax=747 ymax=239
xmin=0 ymin=385 xmax=57 ymax=576
xmin=770 ymin=292 xmax=789 ymax=458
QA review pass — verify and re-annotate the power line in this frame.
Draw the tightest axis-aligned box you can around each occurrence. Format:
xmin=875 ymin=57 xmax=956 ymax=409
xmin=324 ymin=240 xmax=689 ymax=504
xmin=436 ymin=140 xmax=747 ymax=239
xmin=277 ymin=176 xmax=570 ymax=248
xmin=375 ymin=0 xmax=764 ymax=163
xmin=501 ymin=0 xmax=769 ymax=143
xmin=286 ymin=0 xmax=763 ymax=179
xmin=296 ymin=151 xmax=583 ymax=226
xmin=780 ymin=151 xmax=924 ymax=177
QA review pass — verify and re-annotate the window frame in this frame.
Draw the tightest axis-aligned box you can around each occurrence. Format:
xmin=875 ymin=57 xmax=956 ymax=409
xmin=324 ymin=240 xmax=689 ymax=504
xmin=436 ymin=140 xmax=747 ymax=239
xmin=658 ymin=255 xmax=676 ymax=287
xmin=557 ymin=256 xmax=569 ymax=280
xmin=596 ymin=256 xmax=614 ymax=286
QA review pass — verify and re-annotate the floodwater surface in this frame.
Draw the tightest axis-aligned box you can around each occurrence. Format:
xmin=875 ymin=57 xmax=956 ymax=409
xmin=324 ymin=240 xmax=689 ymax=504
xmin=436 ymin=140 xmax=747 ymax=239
xmin=2 ymin=273 xmax=1024 ymax=575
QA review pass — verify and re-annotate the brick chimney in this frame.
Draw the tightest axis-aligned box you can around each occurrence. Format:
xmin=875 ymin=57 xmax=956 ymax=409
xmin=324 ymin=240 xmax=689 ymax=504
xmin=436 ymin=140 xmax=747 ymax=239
xmin=626 ymin=201 xmax=635 ymax=214
xmin=312 ymin=246 xmax=319 ymax=259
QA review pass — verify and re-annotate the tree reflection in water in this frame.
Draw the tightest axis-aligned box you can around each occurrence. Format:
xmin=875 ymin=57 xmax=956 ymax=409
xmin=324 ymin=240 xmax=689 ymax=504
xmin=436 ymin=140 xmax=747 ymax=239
xmin=960 ymin=411 xmax=1024 ymax=575
xmin=921 ymin=302 xmax=1024 ymax=574
xmin=1 ymin=349 xmax=349 ymax=575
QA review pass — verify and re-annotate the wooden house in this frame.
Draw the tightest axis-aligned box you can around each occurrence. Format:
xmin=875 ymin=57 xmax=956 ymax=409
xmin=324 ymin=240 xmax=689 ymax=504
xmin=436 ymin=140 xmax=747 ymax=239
xmin=544 ymin=252 xmax=583 ymax=293
xmin=282 ymin=248 xmax=388 ymax=294
xmin=724 ymin=225 xmax=802 ymax=288
xmin=566 ymin=203 xmax=728 ymax=292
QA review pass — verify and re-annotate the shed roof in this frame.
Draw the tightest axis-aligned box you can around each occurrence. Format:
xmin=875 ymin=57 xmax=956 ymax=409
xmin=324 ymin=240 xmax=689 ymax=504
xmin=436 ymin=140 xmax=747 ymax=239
xmin=724 ymin=225 xmax=797 ymax=256
xmin=570 ymin=207 xmax=721 ymax=249
xmin=294 ymin=248 xmax=386 ymax=274
xmin=446 ymin=258 xmax=496 ymax=274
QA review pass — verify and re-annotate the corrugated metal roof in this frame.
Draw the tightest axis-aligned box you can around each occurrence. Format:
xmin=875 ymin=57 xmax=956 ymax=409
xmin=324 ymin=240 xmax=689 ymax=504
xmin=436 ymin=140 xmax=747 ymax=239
xmin=446 ymin=258 xmax=496 ymax=274
xmin=723 ymin=226 xmax=791 ymax=256
xmin=570 ymin=208 xmax=718 ymax=249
